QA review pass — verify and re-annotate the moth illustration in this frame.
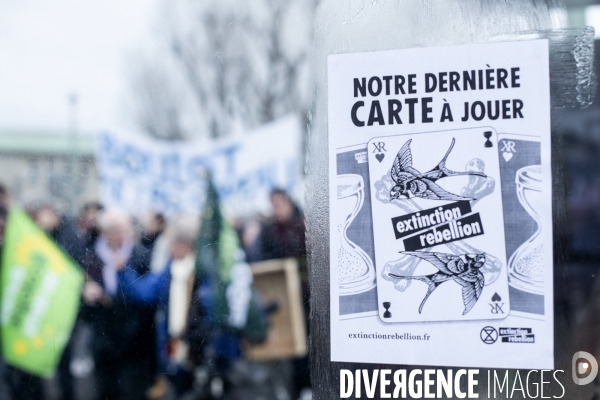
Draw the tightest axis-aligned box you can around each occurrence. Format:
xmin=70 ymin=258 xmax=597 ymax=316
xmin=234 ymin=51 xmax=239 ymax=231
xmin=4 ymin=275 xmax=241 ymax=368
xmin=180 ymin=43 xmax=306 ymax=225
xmin=389 ymin=251 xmax=486 ymax=315
xmin=390 ymin=138 xmax=486 ymax=201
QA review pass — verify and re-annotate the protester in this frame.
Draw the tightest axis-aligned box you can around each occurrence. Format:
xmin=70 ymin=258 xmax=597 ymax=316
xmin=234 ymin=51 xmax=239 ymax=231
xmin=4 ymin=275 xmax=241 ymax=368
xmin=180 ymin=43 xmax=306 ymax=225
xmin=26 ymin=200 xmax=85 ymax=400
xmin=0 ymin=205 xmax=46 ymax=400
xmin=27 ymin=200 xmax=86 ymax=266
xmin=259 ymin=189 xmax=306 ymax=260
xmin=139 ymin=210 xmax=172 ymax=274
xmin=112 ymin=216 xmax=203 ymax=397
xmin=259 ymin=189 xmax=310 ymax=398
xmin=237 ymin=217 xmax=264 ymax=263
xmin=77 ymin=201 xmax=104 ymax=254
xmin=117 ymin=212 xmax=259 ymax=399
xmin=141 ymin=211 xmax=166 ymax=251
xmin=81 ymin=209 xmax=155 ymax=400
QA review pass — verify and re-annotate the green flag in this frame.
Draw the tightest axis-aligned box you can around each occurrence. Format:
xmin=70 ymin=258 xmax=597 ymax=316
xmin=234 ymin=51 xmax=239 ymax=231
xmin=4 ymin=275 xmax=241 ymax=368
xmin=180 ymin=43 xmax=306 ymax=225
xmin=0 ymin=209 xmax=84 ymax=377
xmin=196 ymin=178 xmax=267 ymax=342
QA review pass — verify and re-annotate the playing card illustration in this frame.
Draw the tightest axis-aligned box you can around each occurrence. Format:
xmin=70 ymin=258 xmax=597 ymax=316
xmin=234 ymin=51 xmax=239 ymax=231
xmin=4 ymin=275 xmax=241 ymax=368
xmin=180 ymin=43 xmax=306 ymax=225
xmin=335 ymin=146 xmax=379 ymax=318
xmin=337 ymin=174 xmax=376 ymax=296
xmin=497 ymin=134 xmax=546 ymax=316
xmin=390 ymin=138 xmax=486 ymax=201
xmin=461 ymin=158 xmax=496 ymax=207
xmin=377 ymin=152 xmax=502 ymax=289
xmin=367 ymin=128 xmax=510 ymax=323
xmin=389 ymin=251 xmax=486 ymax=315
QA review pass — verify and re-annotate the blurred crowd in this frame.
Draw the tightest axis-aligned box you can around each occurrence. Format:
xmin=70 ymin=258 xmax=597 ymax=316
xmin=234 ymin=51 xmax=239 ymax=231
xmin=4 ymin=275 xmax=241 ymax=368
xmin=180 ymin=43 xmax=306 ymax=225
xmin=0 ymin=185 xmax=310 ymax=400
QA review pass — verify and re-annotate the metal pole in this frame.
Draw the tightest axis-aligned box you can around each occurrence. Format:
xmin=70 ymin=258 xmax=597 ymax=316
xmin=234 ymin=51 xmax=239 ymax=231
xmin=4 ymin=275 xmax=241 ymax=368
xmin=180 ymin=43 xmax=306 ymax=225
xmin=68 ymin=92 xmax=78 ymax=214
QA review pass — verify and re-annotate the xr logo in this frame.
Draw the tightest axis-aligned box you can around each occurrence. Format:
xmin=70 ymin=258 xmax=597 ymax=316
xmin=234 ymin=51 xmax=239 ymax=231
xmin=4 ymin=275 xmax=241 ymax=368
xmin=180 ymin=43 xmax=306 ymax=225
xmin=490 ymin=303 xmax=505 ymax=314
xmin=480 ymin=326 xmax=498 ymax=344
xmin=372 ymin=142 xmax=387 ymax=153
xmin=501 ymin=140 xmax=516 ymax=153
xmin=501 ymin=140 xmax=517 ymax=162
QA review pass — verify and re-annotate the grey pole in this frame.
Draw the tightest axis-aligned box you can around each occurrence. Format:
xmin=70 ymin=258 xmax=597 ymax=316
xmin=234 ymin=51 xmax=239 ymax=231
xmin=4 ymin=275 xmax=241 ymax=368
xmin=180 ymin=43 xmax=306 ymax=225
xmin=307 ymin=1 xmax=596 ymax=398
xmin=68 ymin=92 xmax=78 ymax=213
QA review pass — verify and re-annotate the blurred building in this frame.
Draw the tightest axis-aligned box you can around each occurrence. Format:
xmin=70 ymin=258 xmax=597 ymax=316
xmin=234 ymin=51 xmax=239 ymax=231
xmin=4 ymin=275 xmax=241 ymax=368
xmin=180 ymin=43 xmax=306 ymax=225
xmin=0 ymin=130 xmax=98 ymax=214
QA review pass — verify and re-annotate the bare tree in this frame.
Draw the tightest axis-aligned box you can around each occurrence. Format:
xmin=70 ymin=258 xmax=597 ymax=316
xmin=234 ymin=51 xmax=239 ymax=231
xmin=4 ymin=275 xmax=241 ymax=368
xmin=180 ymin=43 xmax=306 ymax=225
xmin=131 ymin=0 xmax=317 ymax=140
xmin=129 ymin=58 xmax=188 ymax=141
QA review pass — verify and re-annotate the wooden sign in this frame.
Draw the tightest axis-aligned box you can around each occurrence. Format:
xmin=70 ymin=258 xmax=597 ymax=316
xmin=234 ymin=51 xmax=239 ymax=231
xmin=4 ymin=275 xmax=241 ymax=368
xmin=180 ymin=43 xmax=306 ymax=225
xmin=245 ymin=258 xmax=307 ymax=360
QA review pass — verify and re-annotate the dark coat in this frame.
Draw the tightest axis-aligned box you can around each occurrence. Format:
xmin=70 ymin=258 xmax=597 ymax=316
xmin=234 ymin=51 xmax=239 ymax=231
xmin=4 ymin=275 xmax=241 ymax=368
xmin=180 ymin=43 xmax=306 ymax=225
xmin=81 ymin=245 xmax=156 ymax=363
xmin=51 ymin=216 xmax=86 ymax=267
xmin=259 ymin=215 xmax=306 ymax=261
xmin=118 ymin=262 xmax=215 ymax=370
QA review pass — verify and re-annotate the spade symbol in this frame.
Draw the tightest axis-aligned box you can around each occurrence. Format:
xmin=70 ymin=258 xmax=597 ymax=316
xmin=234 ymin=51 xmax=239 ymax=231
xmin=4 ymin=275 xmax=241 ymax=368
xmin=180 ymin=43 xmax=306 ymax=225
xmin=376 ymin=153 xmax=385 ymax=163
xmin=491 ymin=293 xmax=502 ymax=302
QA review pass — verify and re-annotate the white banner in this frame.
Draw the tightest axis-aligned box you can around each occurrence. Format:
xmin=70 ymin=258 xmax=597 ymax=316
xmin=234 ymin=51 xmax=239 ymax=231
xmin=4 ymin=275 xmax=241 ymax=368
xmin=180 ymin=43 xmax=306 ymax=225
xmin=96 ymin=115 xmax=303 ymax=217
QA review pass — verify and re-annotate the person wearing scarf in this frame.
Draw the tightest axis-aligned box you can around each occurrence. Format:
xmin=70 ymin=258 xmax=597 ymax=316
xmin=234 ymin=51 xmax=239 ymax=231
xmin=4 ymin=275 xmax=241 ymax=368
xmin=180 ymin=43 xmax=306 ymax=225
xmin=80 ymin=209 xmax=155 ymax=400
xmin=116 ymin=216 xmax=205 ymax=397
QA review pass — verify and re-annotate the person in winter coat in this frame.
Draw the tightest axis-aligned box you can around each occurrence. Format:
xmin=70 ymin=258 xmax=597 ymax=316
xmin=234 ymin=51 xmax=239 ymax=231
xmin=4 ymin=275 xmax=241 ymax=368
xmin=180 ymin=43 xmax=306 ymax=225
xmin=259 ymin=189 xmax=306 ymax=261
xmin=77 ymin=201 xmax=104 ymax=256
xmin=259 ymin=189 xmax=310 ymax=397
xmin=28 ymin=201 xmax=85 ymax=400
xmin=119 ymin=214 xmax=250 ymax=398
xmin=81 ymin=209 xmax=155 ymax=400
xmin=140 ymin=211 xmax=166 ymax=252
xmin=29 ymin=201 xmax=86 ymax=266
xmin=115 ymin=216 xmax=220 ymax=397
xmin=0 ymin=205 xmax=45 ymax=400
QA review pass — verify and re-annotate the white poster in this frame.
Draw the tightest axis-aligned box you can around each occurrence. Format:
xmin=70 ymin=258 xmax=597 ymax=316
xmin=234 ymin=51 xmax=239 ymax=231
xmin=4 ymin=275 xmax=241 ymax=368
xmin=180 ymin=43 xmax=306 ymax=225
xmin=97 ymin=115 xmax=302 ymax=218
xmin=329 ymin=41 xmax=553 ymax=369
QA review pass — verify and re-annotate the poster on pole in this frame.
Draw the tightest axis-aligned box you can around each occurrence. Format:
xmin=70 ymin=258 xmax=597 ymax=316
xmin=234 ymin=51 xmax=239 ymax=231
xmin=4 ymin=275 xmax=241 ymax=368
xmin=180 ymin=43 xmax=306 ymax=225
xmin=0 ymin=210 xmax=84 ymax=377
xmin=328 ymin=40 xmax=553 ymax=369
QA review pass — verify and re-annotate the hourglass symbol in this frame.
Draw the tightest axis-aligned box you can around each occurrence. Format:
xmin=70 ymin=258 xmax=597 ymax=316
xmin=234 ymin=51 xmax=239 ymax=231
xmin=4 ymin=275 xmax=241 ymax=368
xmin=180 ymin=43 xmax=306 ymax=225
xmin=337 ymin=174 xmax=376 ymax=295
xmin=383 ymin=302 xmax=392 ymax=318
xmin=484 ymin=131 xmax=493 ymax=148
xmin=508 ymin=165 xmax=544 ymax=294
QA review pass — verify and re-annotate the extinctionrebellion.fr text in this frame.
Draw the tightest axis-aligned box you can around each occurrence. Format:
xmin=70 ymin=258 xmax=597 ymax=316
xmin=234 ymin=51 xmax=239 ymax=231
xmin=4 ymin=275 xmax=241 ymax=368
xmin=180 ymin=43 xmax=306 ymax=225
xmin=348 ymin=332 xmax=431 ymax=341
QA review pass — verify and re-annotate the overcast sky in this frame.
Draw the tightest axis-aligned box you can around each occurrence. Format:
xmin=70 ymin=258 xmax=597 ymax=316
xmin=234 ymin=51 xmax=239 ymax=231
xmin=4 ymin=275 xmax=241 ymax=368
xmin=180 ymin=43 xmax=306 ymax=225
xmin=0 ymin=0 xmax=158 ymax=134
xmin=1 ymin=2 xmax=599 ymax=137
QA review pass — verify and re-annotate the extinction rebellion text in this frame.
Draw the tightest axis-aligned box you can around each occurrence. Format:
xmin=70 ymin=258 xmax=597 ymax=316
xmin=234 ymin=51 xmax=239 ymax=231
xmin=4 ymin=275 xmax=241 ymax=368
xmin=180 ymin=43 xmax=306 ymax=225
xmin=391 ymin=201 xmax=485 ymax=251
xmin=340 ymin=369 xmax=566 ymax=399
